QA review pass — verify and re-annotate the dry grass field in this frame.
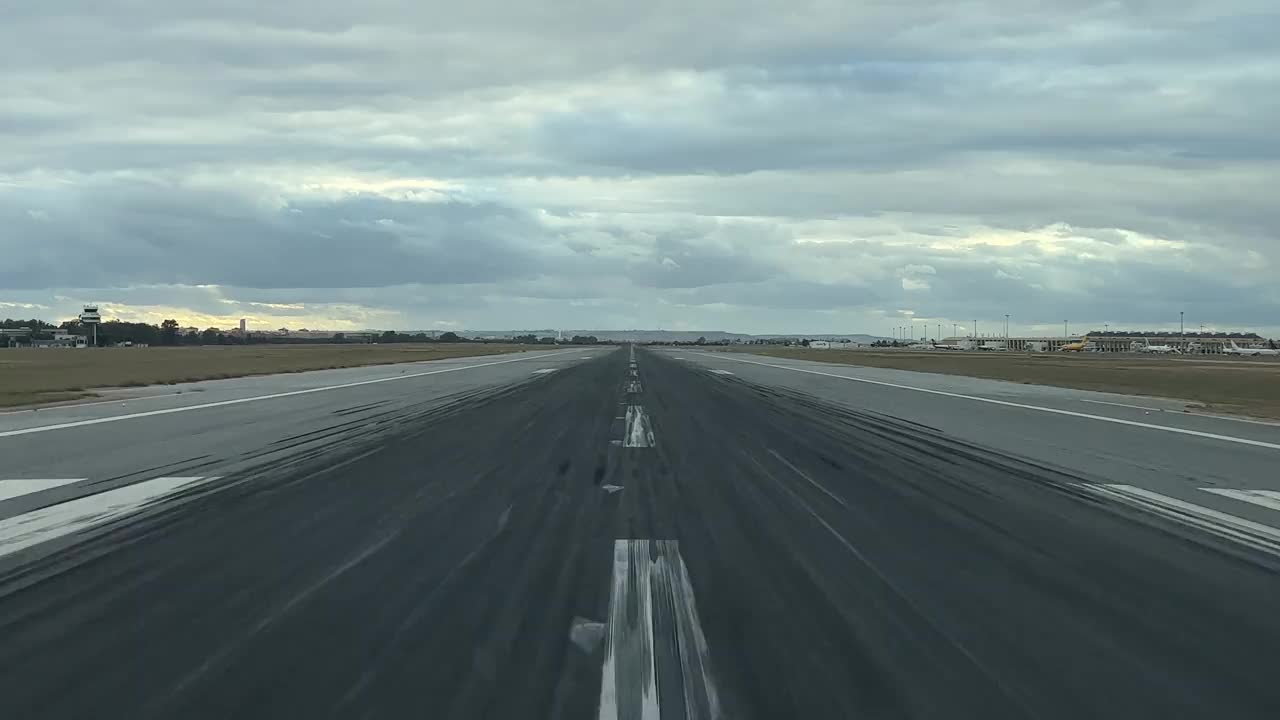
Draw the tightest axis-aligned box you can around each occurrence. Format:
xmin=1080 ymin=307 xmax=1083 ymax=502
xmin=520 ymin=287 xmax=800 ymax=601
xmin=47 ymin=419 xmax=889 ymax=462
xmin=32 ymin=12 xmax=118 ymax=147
xmin=715 ymin=346 xmax=1280 ymax=419
xmin=0 ymin=344 xmax=533 ymax=408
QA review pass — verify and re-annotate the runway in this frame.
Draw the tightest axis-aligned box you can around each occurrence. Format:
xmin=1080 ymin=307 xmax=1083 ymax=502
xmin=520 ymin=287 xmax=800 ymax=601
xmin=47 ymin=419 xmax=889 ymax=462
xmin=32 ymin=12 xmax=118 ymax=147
xmin=3 ymin=347 xmax=1280 ymax=718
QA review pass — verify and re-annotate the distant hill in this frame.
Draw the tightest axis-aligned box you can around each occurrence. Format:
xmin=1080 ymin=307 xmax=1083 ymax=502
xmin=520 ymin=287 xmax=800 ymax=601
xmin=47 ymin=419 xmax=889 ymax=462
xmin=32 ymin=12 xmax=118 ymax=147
xmin=448 ymin=329 xmax=890 ymax=344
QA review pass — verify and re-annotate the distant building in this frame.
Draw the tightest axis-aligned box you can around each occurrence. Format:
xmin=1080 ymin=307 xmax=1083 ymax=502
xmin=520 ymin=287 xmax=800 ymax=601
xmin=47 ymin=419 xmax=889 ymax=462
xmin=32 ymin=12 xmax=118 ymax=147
xmin=938 ymin=331 xmax=1269 ymax=353
xmin=1 ymin=328 xmax=33 ymax=348
xmin=34 ymin=331 xmax=87 ymax=349
xmin=239 ymin=318 xmax=247 ymax=335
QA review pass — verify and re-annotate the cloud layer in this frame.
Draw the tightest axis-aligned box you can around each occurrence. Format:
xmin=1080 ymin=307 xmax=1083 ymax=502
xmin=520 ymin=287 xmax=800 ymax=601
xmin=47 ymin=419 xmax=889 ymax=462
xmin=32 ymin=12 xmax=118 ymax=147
xmin=3 ymin=1 xmax=1277 ymax=335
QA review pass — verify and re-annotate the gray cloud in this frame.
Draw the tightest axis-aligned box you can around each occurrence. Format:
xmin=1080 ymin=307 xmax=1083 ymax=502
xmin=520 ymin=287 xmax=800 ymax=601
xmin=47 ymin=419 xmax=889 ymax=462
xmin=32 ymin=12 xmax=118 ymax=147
xmin=0 ymin=180 xmax=548 ymax=289
xmin=1 ymin=1 xmax=1278 ymax=334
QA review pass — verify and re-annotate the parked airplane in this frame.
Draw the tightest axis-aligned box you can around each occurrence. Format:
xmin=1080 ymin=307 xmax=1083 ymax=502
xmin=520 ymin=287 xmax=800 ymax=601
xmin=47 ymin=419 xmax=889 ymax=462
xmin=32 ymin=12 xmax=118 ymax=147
xmin=1132 ymin=340 xmax=1180 ymax=354
xmin=1059 ymin=337 xmax=1093 ymax=352
xmin=1223 ymin=340 xmax=1280 ymax=357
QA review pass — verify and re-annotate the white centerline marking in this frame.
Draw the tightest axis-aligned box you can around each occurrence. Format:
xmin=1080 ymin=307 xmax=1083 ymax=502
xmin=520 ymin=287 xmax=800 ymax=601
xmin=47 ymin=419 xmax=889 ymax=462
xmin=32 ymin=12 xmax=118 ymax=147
xmin=0 ymin=478 xmax=87 ymax=503
xmin=623 ymin=406 xmax=655 ymax=448
xmin=710 ymin=370 xmax=734 ymax=376
xmin=532 ymin=368 xmax=557 ymax=374
xmin=1202 ymin=488 xmax=1280 ymax=513
xmin=599 ymin=540 xmax=720 ymax=720
xmin=0 ymin=351 xmax=577 ymax=439
xmin=1081 ymin=484 xmax=1280 ymax=557
xmin=599 ymin=540 xmax=659 ymax=720
xmin=706 ymin=354 xmax=1280 ymax=452
xmin=0 ymin=476 xmax=219 ymax=558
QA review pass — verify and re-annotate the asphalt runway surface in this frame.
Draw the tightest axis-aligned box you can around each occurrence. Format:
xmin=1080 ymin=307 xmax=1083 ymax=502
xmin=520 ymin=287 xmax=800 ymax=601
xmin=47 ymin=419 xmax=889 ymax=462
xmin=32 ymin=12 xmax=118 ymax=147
xmin=3 ymin=346 xmax=1280 ymax=718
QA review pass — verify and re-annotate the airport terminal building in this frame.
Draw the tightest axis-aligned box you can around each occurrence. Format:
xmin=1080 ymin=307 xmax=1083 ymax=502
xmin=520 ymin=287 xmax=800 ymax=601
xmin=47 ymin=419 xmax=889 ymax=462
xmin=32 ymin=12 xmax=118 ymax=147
xmin=940 ymin=331 xmax=1271 ymax=353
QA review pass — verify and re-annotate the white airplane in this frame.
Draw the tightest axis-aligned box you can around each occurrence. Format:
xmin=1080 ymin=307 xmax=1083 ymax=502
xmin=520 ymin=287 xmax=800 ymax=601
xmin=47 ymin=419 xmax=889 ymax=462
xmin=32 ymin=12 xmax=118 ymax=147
xmin=1223 ymin=340 xmax=1280 ymax=357
xmin=1132 ymin=340 xmax=1180 ymax=354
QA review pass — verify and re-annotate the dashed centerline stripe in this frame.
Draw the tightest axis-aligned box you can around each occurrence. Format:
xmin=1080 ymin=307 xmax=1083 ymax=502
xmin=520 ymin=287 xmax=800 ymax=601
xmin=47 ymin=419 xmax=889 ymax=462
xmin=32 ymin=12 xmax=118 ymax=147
xmin=623 ymin=406 xmax=655 ymax=448
xmin=599 ymin=540 xmax=720 ymax=720
xmin=0 ymin=350 xmax=578 ymax=439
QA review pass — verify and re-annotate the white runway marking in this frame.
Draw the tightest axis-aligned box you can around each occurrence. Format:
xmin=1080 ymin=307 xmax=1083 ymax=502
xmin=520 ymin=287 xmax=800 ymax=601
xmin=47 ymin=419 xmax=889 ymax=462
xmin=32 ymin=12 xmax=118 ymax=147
xmin=1081 ymin=484 xmax=1280 ymax=557
xmin=570 ymin=617 xmax=607 ymax=654
xmin=0 ymin=476 xmax=219 ymax=558
xmin=706 ymin=354 xmax=1280 ymax=452
xmin=599 ymin=540 xmax=720 ymax=720
xmin=0 ymin=351 xmax=577 ymax=439
xmin=531 ymin=368 xmax=557 ymax=374
xmin=0 ymin=478 xmax=86 ymax=503
xmin=624 ymin=406 xmax=655 ymax=448
xmin=710 ymin=370 xmax=734 ymax=376
xmin=1202 ymin=488 xmax=1280 ymax=513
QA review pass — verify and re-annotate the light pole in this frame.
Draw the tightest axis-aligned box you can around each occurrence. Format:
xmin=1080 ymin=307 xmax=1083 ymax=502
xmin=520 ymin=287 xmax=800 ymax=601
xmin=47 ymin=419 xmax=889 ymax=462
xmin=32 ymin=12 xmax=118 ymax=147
xmin=1004 ymin=314 xmax=1010 ymax=340
xmin=1104 ymin=323 xmax=1109 ymax=333
xmin=1180 ymin=311 xmax=1185 ymax=336
xmin=1064 ymin=320 xmax=1069 ymax=338
xmin=973 ymin=320 xmax=977 ymax=338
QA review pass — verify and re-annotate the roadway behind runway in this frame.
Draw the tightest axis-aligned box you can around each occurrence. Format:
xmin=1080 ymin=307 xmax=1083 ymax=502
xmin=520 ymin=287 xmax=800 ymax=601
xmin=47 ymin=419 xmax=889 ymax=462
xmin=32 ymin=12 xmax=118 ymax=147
xmin=3 ymin=346 xmax=1280 ymax=718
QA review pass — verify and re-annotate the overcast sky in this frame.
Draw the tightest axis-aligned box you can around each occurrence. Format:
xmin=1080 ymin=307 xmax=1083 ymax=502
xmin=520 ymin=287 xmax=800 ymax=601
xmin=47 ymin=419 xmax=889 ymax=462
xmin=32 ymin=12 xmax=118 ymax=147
xmin=3 ymin=1 xmax=1278 ymax=336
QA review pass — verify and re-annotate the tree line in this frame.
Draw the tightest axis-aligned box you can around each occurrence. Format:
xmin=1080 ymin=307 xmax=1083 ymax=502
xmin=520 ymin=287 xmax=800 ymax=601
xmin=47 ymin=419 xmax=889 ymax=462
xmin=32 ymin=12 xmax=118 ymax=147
xmin=3 ymin=318 xmax=606 ymax=347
